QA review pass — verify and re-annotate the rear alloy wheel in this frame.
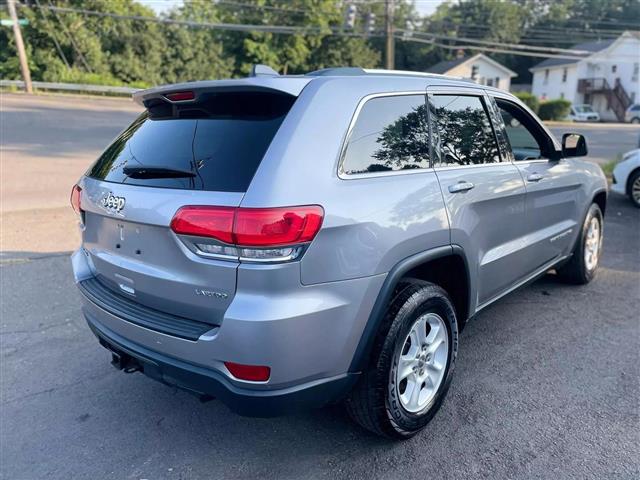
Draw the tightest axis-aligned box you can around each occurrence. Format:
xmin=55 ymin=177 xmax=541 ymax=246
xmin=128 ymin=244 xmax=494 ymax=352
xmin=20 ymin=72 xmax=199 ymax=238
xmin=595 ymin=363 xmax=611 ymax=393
xmin=628 ymin=170 xmax=640 ymax=208
xmin=557 ymin=203 xmax=603 ymax=284
xmin=345 ymin=281 xmax=458 ymax=439
xmin=395 ymin=313 xmax=449 ymax=413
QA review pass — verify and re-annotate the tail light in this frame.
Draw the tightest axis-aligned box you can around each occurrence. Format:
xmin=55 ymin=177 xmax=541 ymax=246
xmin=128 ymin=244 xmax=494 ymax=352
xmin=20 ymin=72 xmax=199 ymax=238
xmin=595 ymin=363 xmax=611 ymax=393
xmin=224 ymin=362 xmax=271 ymax=382
xmin=70 ymin=184 xmax=82 ymax=215
xmin=170 ymin=205 xmax=324 ymax=263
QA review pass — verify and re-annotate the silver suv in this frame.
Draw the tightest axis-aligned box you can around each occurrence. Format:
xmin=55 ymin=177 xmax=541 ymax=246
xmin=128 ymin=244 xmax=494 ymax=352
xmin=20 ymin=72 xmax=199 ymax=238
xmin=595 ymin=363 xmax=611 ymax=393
xmin=71 ymin=67 xmax=607 ymax=439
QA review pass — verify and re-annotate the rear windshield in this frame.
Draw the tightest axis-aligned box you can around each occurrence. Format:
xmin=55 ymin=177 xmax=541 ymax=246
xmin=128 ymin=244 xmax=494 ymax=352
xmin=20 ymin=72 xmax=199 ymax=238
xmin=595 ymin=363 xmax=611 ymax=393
xmin=88 ymin=91 xmax=295 ymax=192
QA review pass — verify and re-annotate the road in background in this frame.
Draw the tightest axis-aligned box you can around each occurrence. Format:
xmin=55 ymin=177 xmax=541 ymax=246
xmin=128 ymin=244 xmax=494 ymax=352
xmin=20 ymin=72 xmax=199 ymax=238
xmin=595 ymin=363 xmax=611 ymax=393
xmin=2 ymin=93 xmax=639 ymax=254
xmin=548 ymin=123 xmax=640 ymax=164
xmin=1 ymin=93 xmax=140 ymax=254
xmin=1 ymin=194 xmax=638 ymax=479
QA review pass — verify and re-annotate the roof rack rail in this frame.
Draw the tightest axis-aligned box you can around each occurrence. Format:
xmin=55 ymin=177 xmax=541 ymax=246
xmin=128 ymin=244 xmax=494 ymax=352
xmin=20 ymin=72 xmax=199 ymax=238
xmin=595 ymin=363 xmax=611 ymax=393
xmin=306 ymin=67 xmax=367 ymax=76
xmin=305 ymin=67 xmax=463 ymax=80
xmin=250 ymin=64 xmax=280 ymax=77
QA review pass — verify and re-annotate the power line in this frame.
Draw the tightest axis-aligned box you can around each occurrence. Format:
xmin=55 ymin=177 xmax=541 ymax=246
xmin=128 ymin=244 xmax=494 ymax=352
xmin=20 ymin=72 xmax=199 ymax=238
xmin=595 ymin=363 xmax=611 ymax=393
xmin=216 ymin=1 xmax=309 ymax=15
xmin=19 ymin=3 xmax=634 ymax=62
xmin=33 ymin=0 xmax=70 ymax=69
xmin=44 ymin=0 xmax=92 ymax=72
xmin=404 ymin=30 xmax=598 ymax=55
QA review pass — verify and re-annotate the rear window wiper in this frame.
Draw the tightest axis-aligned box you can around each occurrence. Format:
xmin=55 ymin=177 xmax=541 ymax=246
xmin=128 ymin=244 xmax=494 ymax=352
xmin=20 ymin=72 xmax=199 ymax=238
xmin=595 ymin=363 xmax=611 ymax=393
xmin=123 ymin=166 xmax=196 ymax=179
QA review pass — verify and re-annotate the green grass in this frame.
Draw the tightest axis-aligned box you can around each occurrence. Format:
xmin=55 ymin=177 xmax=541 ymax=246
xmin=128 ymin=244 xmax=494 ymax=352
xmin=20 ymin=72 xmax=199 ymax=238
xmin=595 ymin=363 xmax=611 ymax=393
xmin=601 ymin=154 xmax=623 ymax=179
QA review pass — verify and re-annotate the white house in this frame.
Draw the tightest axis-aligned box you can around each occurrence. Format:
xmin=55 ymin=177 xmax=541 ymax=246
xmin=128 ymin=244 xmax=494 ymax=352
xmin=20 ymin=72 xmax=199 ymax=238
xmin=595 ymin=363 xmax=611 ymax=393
xmin=530 ymin=31 xmax=640 ymax=121
xmin=425 ymin=53 xmax=517 ymax=91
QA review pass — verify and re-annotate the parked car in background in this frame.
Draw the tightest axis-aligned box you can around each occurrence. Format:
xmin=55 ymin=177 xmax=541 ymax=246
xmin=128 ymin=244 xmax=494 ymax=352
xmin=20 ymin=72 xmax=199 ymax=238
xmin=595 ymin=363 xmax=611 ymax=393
xmin=568 ymin=104 xmax=600 ymax=122
xmin=625 ymin=104 xmax=640 ymax=124
xmin=70 ymin=67 xmax=607 ymax=439
xmin=612 ymin=149 xmax=640 ymax=207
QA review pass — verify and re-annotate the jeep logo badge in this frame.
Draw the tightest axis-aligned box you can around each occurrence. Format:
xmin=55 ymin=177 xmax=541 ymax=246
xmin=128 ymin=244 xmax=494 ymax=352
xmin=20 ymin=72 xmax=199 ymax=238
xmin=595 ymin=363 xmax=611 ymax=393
xmin=101 ymin=192 xmax=126 ymax=213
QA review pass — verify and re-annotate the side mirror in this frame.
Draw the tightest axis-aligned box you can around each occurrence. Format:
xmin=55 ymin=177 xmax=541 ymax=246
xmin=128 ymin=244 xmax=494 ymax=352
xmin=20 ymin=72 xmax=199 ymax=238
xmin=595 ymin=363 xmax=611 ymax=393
xmin=562 ymin=133 xmax=588 ymax=157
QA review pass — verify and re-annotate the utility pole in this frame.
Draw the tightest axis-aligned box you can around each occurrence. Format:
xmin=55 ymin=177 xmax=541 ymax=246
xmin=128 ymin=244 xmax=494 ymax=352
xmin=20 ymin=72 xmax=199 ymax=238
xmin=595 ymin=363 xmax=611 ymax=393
xmin=385 ymin=0 xmax=395 ymax=70
xmin=7 ymin=0 xmax=32 ymax=93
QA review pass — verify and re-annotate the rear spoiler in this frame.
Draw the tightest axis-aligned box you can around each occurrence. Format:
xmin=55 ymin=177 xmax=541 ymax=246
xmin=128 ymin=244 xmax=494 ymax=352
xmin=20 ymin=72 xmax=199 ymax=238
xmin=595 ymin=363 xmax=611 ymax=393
xmin=133 ymin=77 xmax=311 ymax=108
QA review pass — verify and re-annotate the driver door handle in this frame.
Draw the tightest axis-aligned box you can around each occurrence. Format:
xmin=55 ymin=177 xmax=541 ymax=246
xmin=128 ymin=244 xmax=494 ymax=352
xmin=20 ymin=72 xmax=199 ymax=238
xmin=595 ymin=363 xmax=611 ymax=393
xmin=448 ymin=181 xmax=475 ymax=193
xmin=527 ymin=173 xmax=544 ymax=183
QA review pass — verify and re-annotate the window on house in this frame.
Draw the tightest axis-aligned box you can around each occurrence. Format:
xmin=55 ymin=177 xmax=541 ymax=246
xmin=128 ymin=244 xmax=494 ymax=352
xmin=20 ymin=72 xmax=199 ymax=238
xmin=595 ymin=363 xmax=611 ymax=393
xmin=612 ymin=65 xmax=617 ymax=73
xmin=471 ymin=65 xmax=479 ymax=81
xmin=544 ymin=69 xmax=549 ymax=84
xmin=562 ymin=68 xmax=567 ymax=82
xmin=495 ymin=77 xmax=500 ymax=88
xmin=486 ymin=78 xmax=494 ymax=87
xmin=560 ymin=93 xmax=565 ymax=99
xmin=633 ymin=63 xmax=639 ymax=80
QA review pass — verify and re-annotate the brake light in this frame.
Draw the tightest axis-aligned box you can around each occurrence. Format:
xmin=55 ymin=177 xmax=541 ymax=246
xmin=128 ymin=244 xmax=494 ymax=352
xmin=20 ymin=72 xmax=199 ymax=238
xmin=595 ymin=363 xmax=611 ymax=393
xmin=171 ymin=206 xmax=323 ymax=247
xmin=234 ymin=207 xmax=324 ymax=247
xmin=170 ymin=206 xmax=235 ymax=244
xmin=170 ymin=205 xmax=323 ymax=262
xmin=70 ymin=184 xmax=82 ymax=215
xmin=165 ymin=91 xmax=195 ymax=102
xmin=224 ymin=362 xmax=271 ymax=382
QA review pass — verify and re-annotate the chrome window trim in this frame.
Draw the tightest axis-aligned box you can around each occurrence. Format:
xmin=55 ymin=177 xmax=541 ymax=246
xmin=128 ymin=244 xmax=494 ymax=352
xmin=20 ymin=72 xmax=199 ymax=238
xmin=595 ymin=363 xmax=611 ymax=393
xmin=430 ymin=162 xmax=519 ymax=173
xmin=337 ymin=91 xmax=431 ymax=180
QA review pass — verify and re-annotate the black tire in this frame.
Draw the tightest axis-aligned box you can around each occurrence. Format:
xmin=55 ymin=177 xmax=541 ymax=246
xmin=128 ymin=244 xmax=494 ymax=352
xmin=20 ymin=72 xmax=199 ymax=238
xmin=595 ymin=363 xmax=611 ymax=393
xmin=557 ymin=203 xmax=603 ymax=284
xmin=345 ymin=280 xmax=458 ymax=439
xmin=627 ymin=170 xmax=640 ymax=208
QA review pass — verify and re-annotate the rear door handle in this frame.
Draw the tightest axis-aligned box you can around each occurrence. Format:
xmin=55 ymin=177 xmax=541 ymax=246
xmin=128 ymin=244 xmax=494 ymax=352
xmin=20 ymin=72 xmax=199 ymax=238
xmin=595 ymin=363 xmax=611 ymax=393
xmin=448 ymin=181 xmax=475 ymax=193
xmin=527 ymin=173 xmax=544 ymax=183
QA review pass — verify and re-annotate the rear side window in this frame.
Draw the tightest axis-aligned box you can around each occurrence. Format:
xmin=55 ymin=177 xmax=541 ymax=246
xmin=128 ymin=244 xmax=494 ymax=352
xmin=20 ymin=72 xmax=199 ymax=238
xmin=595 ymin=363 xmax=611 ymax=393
xmin=431 ymin=94 xmax=500 ymax=167
xmin=88 ymin=92 xmax=295 ymax=192
xmin=341 ymin=94 xmax=430 ymax=175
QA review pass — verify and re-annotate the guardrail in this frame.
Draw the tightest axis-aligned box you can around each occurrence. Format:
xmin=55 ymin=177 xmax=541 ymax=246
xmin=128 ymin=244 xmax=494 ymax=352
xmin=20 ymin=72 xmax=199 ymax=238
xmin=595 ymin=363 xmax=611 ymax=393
xmin=1 ymin=79 xmax=138 ymax=95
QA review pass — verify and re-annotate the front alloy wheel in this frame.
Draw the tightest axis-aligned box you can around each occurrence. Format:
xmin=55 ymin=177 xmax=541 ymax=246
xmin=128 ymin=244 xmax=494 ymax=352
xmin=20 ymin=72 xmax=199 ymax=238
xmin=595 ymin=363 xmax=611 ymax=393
xmin=583 ymin=216 xmax=601 ymax=272
xmin=557 ymin=202 xmax=603 ymax=284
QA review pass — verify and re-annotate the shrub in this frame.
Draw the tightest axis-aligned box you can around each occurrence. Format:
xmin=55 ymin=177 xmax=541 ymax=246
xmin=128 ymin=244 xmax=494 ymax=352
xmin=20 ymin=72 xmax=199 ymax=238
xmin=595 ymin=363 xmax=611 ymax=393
xmin=513 ymin=92 xmax=539 ymax=113
xmin=538 ymin=99 xmax=572 ymax=121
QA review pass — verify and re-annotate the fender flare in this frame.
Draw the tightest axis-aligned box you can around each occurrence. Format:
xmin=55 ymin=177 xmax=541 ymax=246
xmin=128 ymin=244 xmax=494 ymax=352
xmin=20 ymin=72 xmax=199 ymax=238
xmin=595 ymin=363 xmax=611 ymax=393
xmin=348 ymin=245 xmax=471 ymax=373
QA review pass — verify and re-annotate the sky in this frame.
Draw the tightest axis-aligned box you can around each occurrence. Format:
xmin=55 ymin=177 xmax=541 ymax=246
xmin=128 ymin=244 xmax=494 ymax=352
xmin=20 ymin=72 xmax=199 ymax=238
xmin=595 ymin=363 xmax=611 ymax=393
xmin=139 ymin=0 xmax=445 ymax=16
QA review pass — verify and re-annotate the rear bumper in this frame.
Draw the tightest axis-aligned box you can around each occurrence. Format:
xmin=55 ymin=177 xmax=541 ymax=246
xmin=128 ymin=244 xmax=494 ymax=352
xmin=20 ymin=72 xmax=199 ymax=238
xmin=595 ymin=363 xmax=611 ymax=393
xmin=86 ymin=312 xmax=358 ymax=417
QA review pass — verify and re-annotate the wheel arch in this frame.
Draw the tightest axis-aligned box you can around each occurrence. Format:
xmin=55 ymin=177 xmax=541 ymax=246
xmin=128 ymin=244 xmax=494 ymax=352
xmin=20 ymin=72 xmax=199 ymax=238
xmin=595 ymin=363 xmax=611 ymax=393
xmin=348 ymin=245 xmax=471 ymax=373
xmin=593 ymin=189 xmax=607 ymax=216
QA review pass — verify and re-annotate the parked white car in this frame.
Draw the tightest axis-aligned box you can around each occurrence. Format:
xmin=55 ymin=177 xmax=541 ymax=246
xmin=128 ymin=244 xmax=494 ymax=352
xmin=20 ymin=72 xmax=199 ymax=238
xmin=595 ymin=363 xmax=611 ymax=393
xmin=625 ymin=104 xmax=640 ymax=124
xmin=568 ymin=104 xmax=600 ymax=122
xmin=612 ymin=149 xmax=640 ymax=207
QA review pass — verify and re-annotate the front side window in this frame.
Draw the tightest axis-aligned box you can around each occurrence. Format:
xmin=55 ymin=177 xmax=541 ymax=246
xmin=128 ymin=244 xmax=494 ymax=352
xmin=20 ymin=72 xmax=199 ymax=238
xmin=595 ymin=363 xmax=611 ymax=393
xmin=431 ymin=94 xmax=500 ymax=167
xmin=341 ymin=95 xmax=430 ymax=175
xmin=495 ymin=99 xmax=549 ymax=161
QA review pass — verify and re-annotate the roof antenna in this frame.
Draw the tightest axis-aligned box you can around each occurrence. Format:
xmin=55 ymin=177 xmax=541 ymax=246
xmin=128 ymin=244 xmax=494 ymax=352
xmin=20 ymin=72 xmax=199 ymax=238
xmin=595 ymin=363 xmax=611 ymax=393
xmin=250 ymin=64 xmax=280 ymax=77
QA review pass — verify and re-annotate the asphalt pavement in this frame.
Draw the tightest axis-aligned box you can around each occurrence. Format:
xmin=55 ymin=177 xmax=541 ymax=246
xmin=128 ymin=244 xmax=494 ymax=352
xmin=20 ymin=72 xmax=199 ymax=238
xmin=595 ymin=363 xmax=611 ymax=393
xmin=1 ymin=93 xmax=639 ymax=479
xmin=1 ymin=191 xmax=638 ymax=480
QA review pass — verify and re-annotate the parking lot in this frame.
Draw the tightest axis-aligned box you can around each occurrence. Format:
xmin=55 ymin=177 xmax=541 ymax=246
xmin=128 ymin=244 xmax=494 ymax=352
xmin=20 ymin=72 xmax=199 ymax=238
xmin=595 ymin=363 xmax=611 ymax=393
xmin=1 ymin=93 xmax=639 ymax=479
